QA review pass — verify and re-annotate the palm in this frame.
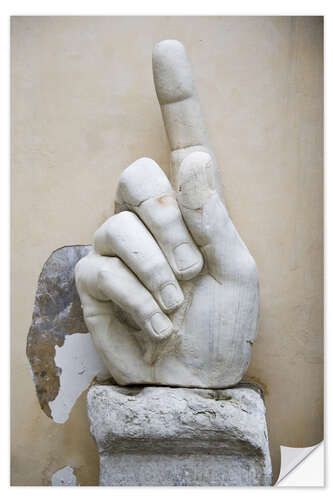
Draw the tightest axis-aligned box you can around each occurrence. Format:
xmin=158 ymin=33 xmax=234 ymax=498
xmin=75 ymin=40 xmax=259 ymax=388
xmin=170 ymin=271 xmax=258 ymax=388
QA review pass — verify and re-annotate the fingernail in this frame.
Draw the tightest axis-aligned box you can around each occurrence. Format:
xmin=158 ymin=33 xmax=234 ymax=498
xmin=150 ymin=312 xmax=173 ymax=338
xmin=160 ymin=283 xmax=183 ymax=310
xmin=174 ymin=243 xmax=201 ymax=272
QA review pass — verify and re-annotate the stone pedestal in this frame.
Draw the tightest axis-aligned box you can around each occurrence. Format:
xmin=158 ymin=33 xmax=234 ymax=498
xmin=87 ymin=383 xmax=272 ymax=486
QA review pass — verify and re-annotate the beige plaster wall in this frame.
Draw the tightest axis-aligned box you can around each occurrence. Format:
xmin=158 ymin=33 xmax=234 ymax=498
xmin=11 ymin=16 xmax=323 ymax=485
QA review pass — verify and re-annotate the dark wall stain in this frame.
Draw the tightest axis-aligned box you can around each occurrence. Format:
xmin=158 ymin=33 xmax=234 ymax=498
xmin=243 ymin=375 xmax=269 ymax=398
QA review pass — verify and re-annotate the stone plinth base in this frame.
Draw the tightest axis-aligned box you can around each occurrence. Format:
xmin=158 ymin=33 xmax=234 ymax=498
xmin=87 ymin=383 xmax=272 ymax=486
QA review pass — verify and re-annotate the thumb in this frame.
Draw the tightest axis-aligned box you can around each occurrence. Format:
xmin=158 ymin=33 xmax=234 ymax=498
xmin=176 ymin=152 xmax=255 ymax=282
xmin=176 ymin=151 xmax=228 ymax=247
xmin=177 ymin=152 xmax=217 ymax=210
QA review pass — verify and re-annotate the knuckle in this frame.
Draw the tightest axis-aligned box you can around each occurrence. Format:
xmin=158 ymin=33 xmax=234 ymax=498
xmin=74 ymin=254 xmax=90 ymax=281
xmin=96 ymin=268 xmax=108 ymax=283
xmin=118 ymin=158 xmax=171 ymax=206
xmin=94 ymin=212 xmax=138 ymax=253
xmin=96 ymin=269 xmax=110 ymax=292
xmin=96 ymin=257 xmax=121 ymax=283
xmin=74 ymin=254 xmax=96 ymax=296
xmin=105 ymin=211 xmax=138 ymax=237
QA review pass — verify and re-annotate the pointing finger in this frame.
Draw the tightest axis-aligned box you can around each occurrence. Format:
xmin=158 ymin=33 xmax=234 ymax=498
xmin=153 ymin=39 xmax=222 ymax=196
xmin=153 ymin=39 xmax=208 ymax=151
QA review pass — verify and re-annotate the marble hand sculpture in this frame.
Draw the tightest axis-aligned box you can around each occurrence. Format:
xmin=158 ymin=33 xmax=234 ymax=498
xmin=75 ymin=40 xmax=259 ymax=388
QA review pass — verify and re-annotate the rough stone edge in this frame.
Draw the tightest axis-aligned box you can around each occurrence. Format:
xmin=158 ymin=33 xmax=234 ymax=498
xmin=86 ymin=383 xmax=272 ymax=486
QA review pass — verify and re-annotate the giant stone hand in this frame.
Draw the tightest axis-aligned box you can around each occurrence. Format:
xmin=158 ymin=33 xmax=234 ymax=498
xmin=75 ymin=40 xmax=259 ymax=388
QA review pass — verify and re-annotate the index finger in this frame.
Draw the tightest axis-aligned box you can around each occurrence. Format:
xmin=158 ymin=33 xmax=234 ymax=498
xmin=152 ymin=40 xmax=222 ymax=194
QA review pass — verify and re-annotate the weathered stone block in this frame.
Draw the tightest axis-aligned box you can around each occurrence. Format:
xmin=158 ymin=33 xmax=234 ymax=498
xmin=87 ymin=383 xmax=272 ymax=486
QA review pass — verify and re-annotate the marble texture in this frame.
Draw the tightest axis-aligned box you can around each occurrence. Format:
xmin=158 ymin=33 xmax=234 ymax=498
xmin=87 ymin=383 xmax=272 ymax=486
xmin=75 ymin=41 xmax=260 ymax=388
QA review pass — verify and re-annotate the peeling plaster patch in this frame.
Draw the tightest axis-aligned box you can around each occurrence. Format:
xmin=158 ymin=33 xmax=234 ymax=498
xmin=26 ymin=245 xmax=92 ymax=417
xmin=49 ymin=332 xmax=110 ymax=424
xmin=51 ymin=466 xmax=78 ymax=486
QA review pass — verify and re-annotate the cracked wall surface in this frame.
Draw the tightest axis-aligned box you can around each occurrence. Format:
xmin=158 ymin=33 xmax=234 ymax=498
xmin=11 ymin=16 xmax=323 ymax=485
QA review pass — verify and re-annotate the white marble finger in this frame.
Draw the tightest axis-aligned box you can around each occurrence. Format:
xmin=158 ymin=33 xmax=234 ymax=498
xmin=152 ymin=39 xmax=223 ymax=199
xmin=75 ymin=252 xmax=174 ymax=365
xmin=94 ymin=211 xmax=184 ymax=313
xmin=115 ymin=157 xmax=203 ymax=280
